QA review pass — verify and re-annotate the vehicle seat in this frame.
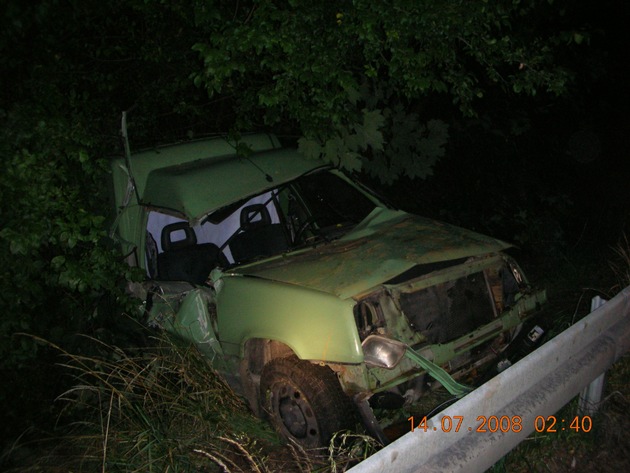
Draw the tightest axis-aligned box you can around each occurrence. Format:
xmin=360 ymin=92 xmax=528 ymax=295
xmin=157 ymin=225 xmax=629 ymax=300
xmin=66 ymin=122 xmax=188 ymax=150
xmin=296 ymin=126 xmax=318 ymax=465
xmin=157 ymin=222 xmax=227 ymax=284
xmin=230 ymin=204 xmax=288 ymax=264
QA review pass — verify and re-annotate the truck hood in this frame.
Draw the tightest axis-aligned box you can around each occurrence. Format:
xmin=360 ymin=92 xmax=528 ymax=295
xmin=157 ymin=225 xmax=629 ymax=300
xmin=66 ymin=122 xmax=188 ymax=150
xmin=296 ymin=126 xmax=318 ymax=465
xmin=228 ymin=208 xmax=511 ymax=299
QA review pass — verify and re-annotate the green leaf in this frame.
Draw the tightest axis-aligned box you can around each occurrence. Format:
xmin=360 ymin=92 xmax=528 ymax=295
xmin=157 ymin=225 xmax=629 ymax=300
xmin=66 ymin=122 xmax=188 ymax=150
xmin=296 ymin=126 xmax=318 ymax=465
xmin=297 ymin=137 xmax=323 ymax=160
xmin=338 ymin=151 xmax=363 ymax=172
xmin=359 ymin=109 xmax=385 ymax=151
xmin=51 ymin=255 xmax=66 ymax=268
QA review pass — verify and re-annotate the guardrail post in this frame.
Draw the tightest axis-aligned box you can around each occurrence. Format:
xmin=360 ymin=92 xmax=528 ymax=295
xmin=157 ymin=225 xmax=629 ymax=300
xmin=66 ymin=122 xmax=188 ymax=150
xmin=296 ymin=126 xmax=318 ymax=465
xmin=577 ymin=295 xmax=608 ymax=415
xmin=578 ymin=372 xmax=605 ymax=415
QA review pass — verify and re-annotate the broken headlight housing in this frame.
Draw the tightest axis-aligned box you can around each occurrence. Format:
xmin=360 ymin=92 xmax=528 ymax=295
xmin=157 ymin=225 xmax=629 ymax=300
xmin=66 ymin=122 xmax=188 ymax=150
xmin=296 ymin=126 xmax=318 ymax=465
xmin=362 ymin=335 xmax=407 ymax=369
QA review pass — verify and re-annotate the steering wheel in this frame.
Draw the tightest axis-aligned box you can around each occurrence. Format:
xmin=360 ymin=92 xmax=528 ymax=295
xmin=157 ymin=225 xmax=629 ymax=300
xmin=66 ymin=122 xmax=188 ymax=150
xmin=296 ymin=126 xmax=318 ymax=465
xmin=293 ymin=216 xmax=319 ymax=245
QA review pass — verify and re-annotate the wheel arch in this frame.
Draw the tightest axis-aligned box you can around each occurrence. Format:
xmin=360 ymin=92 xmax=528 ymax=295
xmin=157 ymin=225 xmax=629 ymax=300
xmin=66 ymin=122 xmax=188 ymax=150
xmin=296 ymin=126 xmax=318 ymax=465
xmin=216 ymin=275 xmax=364 ymax=363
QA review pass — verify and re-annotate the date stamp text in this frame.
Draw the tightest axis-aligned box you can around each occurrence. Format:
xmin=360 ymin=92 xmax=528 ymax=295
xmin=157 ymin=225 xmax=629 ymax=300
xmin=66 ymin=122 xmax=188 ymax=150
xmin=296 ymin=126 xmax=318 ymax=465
xmin=408 ymin=415 xmax=592 ymax=433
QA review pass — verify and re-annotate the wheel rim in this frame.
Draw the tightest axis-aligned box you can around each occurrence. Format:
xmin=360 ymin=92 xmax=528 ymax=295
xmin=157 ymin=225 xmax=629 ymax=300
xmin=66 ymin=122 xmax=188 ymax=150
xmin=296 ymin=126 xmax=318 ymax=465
xmin=273 ymin=383 xmax=319 ymax=440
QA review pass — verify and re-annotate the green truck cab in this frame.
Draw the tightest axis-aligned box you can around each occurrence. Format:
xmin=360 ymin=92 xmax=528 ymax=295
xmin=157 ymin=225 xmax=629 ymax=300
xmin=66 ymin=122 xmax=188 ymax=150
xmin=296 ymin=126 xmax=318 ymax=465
xmin=110 ymin=133 xmax=546 ymax=447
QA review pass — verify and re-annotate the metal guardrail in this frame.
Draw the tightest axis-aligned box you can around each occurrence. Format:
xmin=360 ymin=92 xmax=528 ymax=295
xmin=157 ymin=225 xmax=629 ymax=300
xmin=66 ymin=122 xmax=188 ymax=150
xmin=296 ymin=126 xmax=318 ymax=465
xmin=349 ymin=286 xmax=630 ymax=473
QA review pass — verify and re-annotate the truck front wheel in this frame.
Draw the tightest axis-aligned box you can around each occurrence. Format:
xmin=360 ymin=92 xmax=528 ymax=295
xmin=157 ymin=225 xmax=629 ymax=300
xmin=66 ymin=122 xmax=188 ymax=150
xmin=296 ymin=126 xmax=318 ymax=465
xmin=260 ymin=356 xmax=354 ymax=448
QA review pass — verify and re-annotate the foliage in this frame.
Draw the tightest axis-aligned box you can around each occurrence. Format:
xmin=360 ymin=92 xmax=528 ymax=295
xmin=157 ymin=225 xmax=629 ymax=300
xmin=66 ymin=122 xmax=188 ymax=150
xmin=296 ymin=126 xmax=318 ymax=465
xmin=0 ymin=0 xmax=210 ymax=446
xmin=191 ymin=0 xmax=582 ymax=181
xmin=0 ymin=105 xmax=143 ymax=454
xmin=299 ymin=109 xmax=449 ymax=185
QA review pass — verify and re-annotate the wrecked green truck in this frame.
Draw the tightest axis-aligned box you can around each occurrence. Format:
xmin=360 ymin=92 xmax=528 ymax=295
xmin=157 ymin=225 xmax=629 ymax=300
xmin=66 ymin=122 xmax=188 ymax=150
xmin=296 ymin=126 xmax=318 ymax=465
xmin=110 ymin=133 xmax=547 ymax=447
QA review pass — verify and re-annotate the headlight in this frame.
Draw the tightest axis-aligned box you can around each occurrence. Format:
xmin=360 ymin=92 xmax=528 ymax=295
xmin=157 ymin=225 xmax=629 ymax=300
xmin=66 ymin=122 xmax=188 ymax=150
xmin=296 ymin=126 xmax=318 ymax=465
xmin=362 ymin=335 xmax=407 ymax=369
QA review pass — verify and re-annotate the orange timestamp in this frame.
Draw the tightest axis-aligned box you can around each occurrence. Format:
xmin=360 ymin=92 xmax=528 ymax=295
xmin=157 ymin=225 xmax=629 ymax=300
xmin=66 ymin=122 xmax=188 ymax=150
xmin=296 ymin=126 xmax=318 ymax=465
xmin=408 ymin=415 xmax=593 ymax=433
xmin=533 ymin=415 xmax=592 ymax=433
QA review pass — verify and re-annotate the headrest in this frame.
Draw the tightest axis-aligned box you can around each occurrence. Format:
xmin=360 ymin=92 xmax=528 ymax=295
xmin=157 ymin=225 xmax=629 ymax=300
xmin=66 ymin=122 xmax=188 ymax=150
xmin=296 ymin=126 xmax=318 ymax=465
xmin=161 ymin=222 xmax=197 ymax=251
xmin=240 ymin=204 xmax=271 ymax=230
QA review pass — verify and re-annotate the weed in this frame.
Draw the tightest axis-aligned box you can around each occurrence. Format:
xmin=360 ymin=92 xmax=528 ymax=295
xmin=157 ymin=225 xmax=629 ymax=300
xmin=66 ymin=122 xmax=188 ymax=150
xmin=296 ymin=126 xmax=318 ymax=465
xmin=2 ymin=332 xmax=275 ymax=472
xmin=610 ymin=233 xmax=630 ymax=293
xmin=3 ymin=331 xmax=380 ymax=472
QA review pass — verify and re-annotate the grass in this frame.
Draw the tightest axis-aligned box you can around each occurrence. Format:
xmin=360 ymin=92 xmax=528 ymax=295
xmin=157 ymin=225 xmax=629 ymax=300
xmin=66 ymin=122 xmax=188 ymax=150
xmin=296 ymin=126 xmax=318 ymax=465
xmin=6 ymin=332 xmax=275 ymax=472
xmin=610 ymin=233 xmax=630 ymax=293
xmin=1 ymin=331 xmax=378 ymax=473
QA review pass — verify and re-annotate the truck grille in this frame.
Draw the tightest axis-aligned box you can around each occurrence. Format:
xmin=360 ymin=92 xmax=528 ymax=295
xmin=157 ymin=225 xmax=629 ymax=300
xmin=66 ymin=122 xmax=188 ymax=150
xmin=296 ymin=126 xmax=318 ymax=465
xmin=399 ymin=271 xmax=495 ymax=344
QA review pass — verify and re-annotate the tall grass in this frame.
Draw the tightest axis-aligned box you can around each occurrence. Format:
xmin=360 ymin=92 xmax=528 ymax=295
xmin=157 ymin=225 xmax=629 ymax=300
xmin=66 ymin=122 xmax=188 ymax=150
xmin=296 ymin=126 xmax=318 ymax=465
xmin=13 ymin=332 xmax=275 ymax=472
xmin=5 ymin=331 xmax=378 ymax=472
xmin=610 ymin=233 xmax=630 ymax=293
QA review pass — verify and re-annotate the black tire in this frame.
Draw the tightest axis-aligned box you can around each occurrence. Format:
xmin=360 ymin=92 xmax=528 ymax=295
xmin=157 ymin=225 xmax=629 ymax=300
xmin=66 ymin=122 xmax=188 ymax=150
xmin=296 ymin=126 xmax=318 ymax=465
xmin=260 ymin=356 xmax=354 ymax=448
